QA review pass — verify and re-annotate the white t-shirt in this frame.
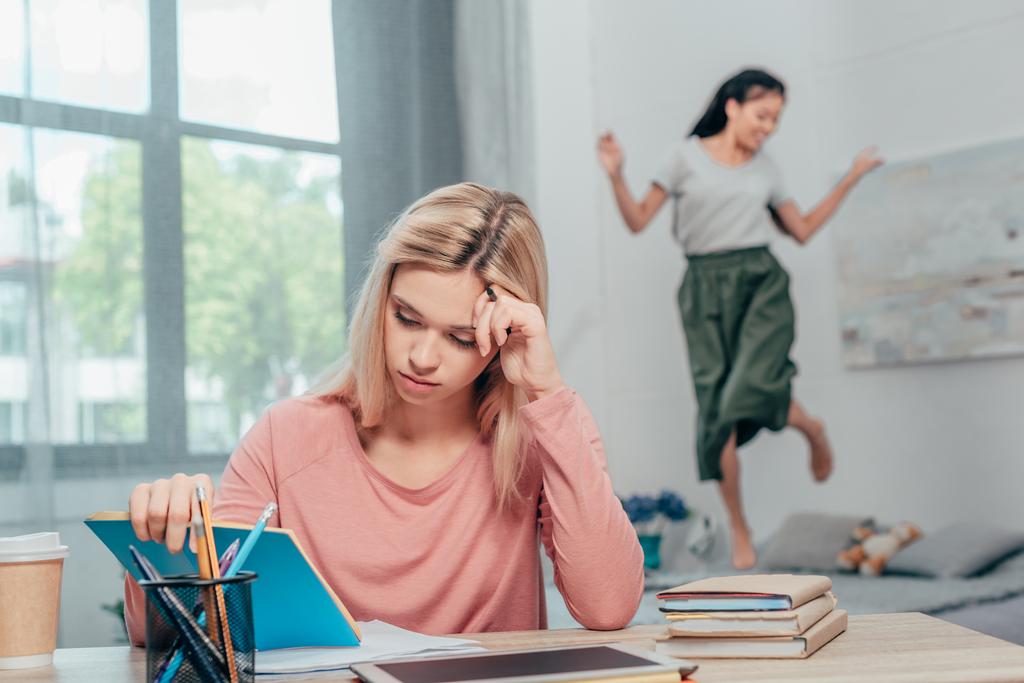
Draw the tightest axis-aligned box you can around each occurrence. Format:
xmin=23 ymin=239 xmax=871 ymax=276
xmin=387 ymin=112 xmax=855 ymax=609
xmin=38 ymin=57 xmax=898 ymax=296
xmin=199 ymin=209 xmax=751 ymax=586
xmin=652 ymin=136 xmax=791 ymax=255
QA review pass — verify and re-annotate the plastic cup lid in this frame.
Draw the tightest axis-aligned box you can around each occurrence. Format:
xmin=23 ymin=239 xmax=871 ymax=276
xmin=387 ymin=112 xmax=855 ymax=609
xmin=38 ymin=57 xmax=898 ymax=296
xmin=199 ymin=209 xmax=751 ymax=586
xmin=0 ymin=532 xmax=70 ymax=563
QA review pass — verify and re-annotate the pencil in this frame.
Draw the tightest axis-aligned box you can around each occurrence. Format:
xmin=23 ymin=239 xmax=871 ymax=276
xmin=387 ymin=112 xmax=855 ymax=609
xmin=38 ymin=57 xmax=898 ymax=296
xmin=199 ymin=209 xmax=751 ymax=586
xmin=197 ymin=485 xmax=238 ymax=683
xmin=192 ymin=519 xmax=221 ymax=645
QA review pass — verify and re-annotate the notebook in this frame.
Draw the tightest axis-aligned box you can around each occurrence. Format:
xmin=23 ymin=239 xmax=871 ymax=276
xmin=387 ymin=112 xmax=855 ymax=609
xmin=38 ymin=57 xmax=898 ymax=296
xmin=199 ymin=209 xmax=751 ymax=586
xmin=666 ymin=592 xmax=837 ymax=637
xmin=255 ymin=621 xmax=484 ymax=675
xmin=657 ymin=574 xmax=832 ymax=612
xmin=84 ymin=511 xmax=361 ymax=651
xmin=656 ymin=609 xmax=848 ymax=659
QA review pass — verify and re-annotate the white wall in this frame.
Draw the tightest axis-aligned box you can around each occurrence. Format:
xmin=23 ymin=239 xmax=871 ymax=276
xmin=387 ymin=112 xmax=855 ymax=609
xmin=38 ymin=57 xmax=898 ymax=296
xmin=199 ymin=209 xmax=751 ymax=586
xmin=527 ymin=0 xmax=1024 ymax=560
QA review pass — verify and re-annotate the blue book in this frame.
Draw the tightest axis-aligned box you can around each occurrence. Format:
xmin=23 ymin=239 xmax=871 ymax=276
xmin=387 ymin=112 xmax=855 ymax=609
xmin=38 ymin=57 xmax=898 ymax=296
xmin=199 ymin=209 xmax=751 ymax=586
xmin=660 ymin=597 xmax=792 ymax=612
xmin=85 ymin=511 xmax=362 ymax=651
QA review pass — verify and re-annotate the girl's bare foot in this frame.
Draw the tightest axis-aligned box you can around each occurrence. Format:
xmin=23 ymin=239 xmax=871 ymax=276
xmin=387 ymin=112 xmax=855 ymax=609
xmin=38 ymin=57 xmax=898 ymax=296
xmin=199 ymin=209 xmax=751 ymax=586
xmin=731 ymin=523 xmax=757 ymax=570
xmin=807 ymin=418 xmax=833 ymax=482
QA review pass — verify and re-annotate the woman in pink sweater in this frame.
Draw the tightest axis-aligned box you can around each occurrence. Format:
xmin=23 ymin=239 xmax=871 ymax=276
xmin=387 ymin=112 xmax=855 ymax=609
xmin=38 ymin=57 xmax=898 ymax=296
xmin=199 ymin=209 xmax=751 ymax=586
xmin=123 ymin=182 xmax=644 ymax=645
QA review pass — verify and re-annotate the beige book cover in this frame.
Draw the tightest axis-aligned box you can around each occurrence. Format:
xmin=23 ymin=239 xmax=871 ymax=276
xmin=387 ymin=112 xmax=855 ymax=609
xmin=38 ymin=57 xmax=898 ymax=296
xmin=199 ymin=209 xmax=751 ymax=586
xmin=656 ymin=609 xmax=848 ymax=659
xmin=656 ymin=573 xmax=833 ymax=611
xmin=666 ymin=592 xmax=837 ymax=637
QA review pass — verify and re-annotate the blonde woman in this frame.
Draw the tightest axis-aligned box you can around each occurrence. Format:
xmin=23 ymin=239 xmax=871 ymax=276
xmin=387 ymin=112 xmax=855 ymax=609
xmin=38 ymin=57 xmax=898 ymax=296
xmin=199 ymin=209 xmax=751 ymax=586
xmin=122 ymin=182 xmax=644 ymax=643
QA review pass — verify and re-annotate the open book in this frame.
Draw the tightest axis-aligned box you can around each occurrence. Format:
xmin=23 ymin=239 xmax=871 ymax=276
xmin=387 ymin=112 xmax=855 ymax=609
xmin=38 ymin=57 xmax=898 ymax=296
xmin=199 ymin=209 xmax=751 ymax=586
xmin=85 ymin=511 xmax=361 ymax=650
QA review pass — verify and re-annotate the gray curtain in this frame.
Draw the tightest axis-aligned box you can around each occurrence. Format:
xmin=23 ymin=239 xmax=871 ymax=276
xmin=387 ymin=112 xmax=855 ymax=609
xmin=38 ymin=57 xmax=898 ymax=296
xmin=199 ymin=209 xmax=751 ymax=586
xmin=333 ymin=0 xmax=465 ymax=305
xmin=454 ymin=0 xmax=535 ymax=203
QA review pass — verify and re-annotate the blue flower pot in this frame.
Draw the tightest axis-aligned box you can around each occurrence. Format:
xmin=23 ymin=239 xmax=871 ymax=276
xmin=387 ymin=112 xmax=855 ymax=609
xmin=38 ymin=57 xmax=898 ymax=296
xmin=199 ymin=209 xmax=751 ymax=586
xmin=638 ymin=534 xmax=662 ymax=571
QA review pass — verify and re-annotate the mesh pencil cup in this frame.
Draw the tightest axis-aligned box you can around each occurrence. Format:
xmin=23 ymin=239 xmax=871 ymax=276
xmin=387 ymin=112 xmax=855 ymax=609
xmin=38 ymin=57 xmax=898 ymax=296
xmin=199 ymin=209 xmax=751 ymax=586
xmin=139 ymin=571 xmax=257 ymax=683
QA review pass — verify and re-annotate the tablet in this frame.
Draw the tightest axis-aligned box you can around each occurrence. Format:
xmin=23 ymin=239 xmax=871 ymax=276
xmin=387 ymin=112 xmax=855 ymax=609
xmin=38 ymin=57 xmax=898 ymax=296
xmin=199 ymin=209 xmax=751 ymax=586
xmin=350 ymin=643 xmax=697 ymax=683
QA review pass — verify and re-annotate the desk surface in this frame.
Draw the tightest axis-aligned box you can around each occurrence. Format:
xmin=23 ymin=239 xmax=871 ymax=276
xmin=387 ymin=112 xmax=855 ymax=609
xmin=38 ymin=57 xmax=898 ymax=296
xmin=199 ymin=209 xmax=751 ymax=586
xmin=4 ymin=613 xmax=1024 ymax=683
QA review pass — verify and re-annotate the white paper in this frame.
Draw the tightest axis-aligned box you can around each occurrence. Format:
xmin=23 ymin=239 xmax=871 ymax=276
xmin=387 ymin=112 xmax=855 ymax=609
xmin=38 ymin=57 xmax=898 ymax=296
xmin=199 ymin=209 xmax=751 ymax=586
xmin=255 ymin=620 xmax=485 ymax=676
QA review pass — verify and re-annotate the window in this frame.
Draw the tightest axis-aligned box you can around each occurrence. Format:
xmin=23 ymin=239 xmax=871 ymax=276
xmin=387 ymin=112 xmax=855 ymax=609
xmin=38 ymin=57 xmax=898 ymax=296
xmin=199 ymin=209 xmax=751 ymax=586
xmin=30 ymin=0 xmax=148 ymax=111
xmin=178 ymin=0 xmax=339 ymax=142
xmin=0 ymin=282 xmax=27 ymax=356
xmin=0 ymin=125 xmax=146 ymax=445
xmin=0 ymin=2 xmax=26 ymax=96
xmin=0 ymin=123 xmax=31 ymax=264
xmin=1 ymin=0 xmax=344 ymax=465
xmin=182 ymin=138 xmax=344 ymax=451
xmin=0 ymin=402 xmax=27 ymax=444
xmin=78 ymin=400 xmax=144 ymax=443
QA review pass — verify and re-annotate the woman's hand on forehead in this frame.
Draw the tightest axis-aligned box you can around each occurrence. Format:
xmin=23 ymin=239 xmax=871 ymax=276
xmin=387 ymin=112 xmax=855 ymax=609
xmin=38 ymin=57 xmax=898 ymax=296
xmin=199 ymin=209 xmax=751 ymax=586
xmin=471 ymin=284 xmax=563 ymax=401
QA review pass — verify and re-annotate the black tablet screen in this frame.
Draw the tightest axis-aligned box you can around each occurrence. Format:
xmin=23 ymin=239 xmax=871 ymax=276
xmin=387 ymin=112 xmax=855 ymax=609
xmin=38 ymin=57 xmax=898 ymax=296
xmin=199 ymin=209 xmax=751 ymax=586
xmin=375 ymin=646 xmax=657 ymax=683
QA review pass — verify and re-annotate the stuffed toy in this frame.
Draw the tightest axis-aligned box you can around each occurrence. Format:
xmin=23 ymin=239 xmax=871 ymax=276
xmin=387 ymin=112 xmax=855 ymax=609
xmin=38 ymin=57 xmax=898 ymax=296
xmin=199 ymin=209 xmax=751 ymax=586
xmin=836 ymin=522 xmax=922 ymax=576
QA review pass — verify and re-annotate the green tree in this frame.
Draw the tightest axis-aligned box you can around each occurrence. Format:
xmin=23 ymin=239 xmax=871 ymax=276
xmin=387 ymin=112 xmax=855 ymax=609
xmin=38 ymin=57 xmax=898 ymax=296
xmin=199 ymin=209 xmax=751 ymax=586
xmin=51 ymin=143 xmax=144 ymax=357
xmin=181 ymin=139 xmax=346 ymax=436
xmin=54 ymin=138 xmax=345 ymax=448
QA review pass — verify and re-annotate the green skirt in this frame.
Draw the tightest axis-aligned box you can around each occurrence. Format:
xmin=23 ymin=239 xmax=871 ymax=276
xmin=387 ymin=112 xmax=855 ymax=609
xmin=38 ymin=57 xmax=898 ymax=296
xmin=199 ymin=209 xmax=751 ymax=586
xmin=677 ymin=246 xmax=796 ymax=481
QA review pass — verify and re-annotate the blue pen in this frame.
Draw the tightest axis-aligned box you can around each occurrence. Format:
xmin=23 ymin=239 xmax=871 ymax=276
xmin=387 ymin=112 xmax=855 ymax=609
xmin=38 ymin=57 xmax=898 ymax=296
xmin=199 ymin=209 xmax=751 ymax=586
xmin=159 ymin=503 xmax=277 ymax=683
xmin=225 ymin=502 xmax=276 ymax=577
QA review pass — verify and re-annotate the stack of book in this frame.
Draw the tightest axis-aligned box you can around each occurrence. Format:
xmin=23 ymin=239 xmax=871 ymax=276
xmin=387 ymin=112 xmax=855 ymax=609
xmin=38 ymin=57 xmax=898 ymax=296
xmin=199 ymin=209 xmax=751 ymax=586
xmin=654 ymin=574 xmax=847 ymax=659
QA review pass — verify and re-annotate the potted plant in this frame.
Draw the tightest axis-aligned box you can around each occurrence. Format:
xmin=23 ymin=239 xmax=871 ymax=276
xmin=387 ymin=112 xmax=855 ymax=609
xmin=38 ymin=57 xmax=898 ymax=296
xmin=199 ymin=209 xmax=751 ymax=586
xmin=619 ymin=490 xmax=689 ymax=571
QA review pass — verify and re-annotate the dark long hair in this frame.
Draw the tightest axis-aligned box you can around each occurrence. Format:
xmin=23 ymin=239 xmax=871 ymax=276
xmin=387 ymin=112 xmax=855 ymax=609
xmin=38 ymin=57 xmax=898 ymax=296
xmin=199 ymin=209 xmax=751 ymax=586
xmin=690 ymin=69 xmax=786 ymax=138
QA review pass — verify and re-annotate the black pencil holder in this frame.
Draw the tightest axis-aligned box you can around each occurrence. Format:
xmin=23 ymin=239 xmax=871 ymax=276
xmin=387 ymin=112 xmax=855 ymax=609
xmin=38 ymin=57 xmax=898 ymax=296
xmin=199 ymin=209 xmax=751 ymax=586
xmin=139 ymin=571 xmax=257 ymax=683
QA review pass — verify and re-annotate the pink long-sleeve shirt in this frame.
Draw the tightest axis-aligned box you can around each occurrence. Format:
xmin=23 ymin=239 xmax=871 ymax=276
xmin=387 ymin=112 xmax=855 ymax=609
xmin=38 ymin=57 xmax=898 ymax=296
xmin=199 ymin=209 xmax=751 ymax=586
xmin=124 ymin=387 xmax=644 ymax=645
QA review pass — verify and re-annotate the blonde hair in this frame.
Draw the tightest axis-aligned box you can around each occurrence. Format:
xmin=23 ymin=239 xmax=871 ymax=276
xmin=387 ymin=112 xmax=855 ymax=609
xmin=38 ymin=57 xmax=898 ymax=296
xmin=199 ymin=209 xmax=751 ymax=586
xmin=311 ymin=182 xmax=548 ymax=508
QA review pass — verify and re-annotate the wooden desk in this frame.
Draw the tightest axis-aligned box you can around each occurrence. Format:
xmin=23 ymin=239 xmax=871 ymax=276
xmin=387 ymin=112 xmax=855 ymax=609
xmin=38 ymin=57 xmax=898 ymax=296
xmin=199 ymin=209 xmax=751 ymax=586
xmin=4 ymin=613 xmax=1024 ymax=682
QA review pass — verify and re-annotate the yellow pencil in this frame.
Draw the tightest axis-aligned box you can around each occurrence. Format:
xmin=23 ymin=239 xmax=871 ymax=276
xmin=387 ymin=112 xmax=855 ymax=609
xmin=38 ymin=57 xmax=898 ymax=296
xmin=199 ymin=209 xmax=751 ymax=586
xmin=192 ymin=519 xmax=221 ymax=646
xmin=197 ymin=486 xmax=238 ymax=683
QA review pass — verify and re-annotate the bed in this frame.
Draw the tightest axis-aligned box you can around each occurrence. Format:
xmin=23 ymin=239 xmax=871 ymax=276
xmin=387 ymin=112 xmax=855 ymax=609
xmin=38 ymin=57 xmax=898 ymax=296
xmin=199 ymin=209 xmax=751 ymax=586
xmin=544 ymin=550 xmax=1024 ymax=644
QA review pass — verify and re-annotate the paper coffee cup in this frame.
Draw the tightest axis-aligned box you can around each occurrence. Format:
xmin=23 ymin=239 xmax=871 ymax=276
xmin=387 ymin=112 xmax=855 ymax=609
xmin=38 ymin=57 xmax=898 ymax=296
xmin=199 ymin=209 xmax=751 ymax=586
xmin=0 ymin=533 xmax=70 ymax=670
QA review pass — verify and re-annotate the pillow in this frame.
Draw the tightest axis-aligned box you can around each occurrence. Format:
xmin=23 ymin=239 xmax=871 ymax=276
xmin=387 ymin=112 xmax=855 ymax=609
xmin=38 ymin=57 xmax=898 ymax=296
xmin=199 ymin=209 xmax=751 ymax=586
xmin=886 ymin=521 xmax=1024 ymax=578
xmin=761 ymin=512 xmax=872 ymax=571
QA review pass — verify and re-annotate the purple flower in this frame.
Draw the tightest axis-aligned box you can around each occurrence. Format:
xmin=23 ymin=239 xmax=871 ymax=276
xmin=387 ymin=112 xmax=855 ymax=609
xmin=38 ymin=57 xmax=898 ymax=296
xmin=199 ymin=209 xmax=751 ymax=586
xmin=657 ymin=490 xmax=689 ymax=521
xmin=618 ymin=490 xmax=688 ymax=525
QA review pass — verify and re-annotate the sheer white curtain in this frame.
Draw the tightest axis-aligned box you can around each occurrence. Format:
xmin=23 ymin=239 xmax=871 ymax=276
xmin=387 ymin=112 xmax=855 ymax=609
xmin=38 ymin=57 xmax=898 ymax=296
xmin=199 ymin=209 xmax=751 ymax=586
xmin=1 ymin=0 xmax=462 ymax=648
